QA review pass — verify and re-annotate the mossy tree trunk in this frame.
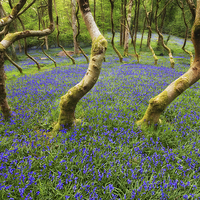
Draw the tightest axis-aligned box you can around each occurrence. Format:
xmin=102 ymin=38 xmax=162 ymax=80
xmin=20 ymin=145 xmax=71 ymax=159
xmin=0 ymin=51 xmax=11 ymax=119
xmin=53 ymin=0 xmax=107 ymax=131
xmin=124 ymin=0 xmax=133 ymax=56
xmin=136 ymin=0 xmax=200 ymax=126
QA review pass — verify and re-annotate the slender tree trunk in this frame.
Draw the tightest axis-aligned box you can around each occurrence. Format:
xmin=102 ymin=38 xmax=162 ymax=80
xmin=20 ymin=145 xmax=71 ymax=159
xmin=140 ymin=16 xmax=146 ymax=49
xmin=147 ymin=0 xmax=153 ymax=47
xmin=101 ymin=0 xmax=105 ymax=35
xmin=41 ymin=8 xmax=49 ymax=50
xmin=157 ymin=3 xmax=166 ymax=48
xmin=124 ymin=0 xmax=133 ymax=56
xmin=94 ymin=0 xmax=96 ymax=22
xmin=177 ymin=0 xmax=193 ymax=65
xmin=136 ymin=0 xmax=200 ymax=127
xmin=185 ymin=0 xmax=196 ymax=19
xmin=72 ymin=0 xmax=79 ymax=55
xmin=133 ymin=0 xmax=140 ymax=63
xmin=143 ymin=1 xmax=158 ymax=65
xmin=13 ymin=21 xmax=22 ymax=52
xmin=110 ymin=0 xmax=123 ymax=62
xmin=155 ymin=0 xmax=174 ymax=68
xmin=131 ymin=0 xmax=137 ymax=45
xmin=122 ymin=0 xmax=127 ymax=46
xmin=0 ymin=52 xmax=11 ymax=120
xmin=120 ymin=0 xmax=123 ymax=46
xmin=53 ymin=0 xmax=107 ymax=131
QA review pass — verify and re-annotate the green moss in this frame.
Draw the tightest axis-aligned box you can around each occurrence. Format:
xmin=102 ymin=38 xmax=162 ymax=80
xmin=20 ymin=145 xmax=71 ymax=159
xmin=174 ymin=75 xmax=189 ymax=95
xmin=4 ymin=33 xmax=18 ymax=43
xmin=136 ymin=91 xmax=168 ymax=127
xmin=91 ymin=35 xmax=107 ymax=57
xmin=0 ymin=43 xmax=5 ymax=51
xmin=149 ymin=90 xmax=168 ymax=112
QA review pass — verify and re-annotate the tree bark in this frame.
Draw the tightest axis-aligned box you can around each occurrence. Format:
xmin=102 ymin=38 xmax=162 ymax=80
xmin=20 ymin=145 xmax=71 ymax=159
xmin=143 ymin=1 xmax=158 ymax=65
xmin=133 ymin=0 xmax=140 ymax=63
xmin=185 ymin=0 xmax=196 ymax=19
xmin=0 ymin=51 xmax=11 ymax=119
xmin=136 ymin=0 xmax=200 ymax=127
xmin=177 ymin=0 xmax=193 ymax=65
xmin=0 ymin=0 xmax=27 ymax=27
xmin=110 ymin=0 xmax=123 ymax=62
xmin=122 ymin=0 xmax=127 ymax=46
xmin=120 ymin=0 xmax=123 ymax=46
xmin=72 ymin=0 xmax=79 ymax=55
xmin=124 ymin=0 xmax=133 ymax=56
xmin=147 ymin=0 xmax=154 ymax=47
xmin=157 ymin=3 xmax=166 ymax=47
xmin=53 ymin=0 xmax=107 ymax=131
xmin=155 ymin=0 xmax=174 ymax=68
xmin=94 ymin=0 xmax=96 ymax=22
xmin=140 ymin=16 xmax=146 ymax=49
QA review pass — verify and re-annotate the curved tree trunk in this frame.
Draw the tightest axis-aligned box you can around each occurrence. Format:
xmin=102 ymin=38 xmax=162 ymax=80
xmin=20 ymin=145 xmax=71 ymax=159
xmin=53 ymin=0 xmax=107 ymax=131
xmin=143 ymin=1 xmax=158 ymax=65
xmin=72 ymin=0 xmax=79 ymax=55
xmin=110 ymin=0 xmax=123 ymax=62
xmin=177 ymin=0 xmax=193 ymax=65
xmin=157 ymin=2 xmax=166 ymax=48
xmin=124 ymin=0 xmax=133 ymax=56
xmin=120 ymin=0 xmax=123 ymax=46
xmin=0 ymin=52 xmax=11 ymax=119
xmin=136 ymin=1 xmax=200 ymax=127
xmin=133 ymin=0 xmax=140 ymax=63
xmin=147 ymin=0 xmax=154 ymax=47
xmin=122 ymin=0 xmax=127 ymax=46
xmin=155 ymin=0 xmax=174 ymax=68
xmin=185 ymin=0 xmax=196 ymax=19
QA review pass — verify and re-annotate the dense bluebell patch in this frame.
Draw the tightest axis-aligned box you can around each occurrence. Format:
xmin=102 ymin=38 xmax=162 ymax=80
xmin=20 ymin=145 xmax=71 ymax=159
xmin=0 ymin=46 xmax=200 ymax=199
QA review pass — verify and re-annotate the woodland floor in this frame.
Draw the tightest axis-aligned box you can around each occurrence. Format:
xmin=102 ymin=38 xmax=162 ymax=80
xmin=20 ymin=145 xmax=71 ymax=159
xmin=0 ymin=32 xmax=200 ymax=199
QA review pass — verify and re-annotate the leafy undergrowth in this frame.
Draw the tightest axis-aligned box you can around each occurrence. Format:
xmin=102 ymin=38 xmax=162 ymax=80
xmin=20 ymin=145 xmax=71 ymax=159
xmin=0 ymin=35 xmax=200 ymax=200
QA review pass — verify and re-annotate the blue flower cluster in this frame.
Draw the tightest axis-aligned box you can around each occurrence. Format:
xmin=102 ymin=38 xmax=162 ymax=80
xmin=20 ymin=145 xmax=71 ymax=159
xmin=0 ymin=48 xmax=200 ymax=199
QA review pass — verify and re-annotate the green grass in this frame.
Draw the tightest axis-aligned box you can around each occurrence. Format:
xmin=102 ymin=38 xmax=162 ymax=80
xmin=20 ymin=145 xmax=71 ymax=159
xmin=0 ymin=32 xmax=200 ymax=199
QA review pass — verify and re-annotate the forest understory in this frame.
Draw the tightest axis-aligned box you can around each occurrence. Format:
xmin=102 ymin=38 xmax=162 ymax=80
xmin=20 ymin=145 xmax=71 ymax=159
xmin=0 ymin=32 xmax=200 ymax=199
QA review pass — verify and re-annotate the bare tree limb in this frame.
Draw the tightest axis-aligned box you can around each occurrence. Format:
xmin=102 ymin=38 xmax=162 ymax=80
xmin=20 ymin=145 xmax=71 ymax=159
xmin=5 ymin=52 xmax=23 ymax=73
xmin=185 ymin=0 xmax=196 ymax=19
xmin=0 ymin=0 xmax=27 ymax=27
xmin=53 ymin=0 xmax=75 ymax=64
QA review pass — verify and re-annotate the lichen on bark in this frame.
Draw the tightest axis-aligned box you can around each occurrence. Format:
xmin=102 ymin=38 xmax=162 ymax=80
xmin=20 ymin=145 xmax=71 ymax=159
xmin=91 ymin=35 xmax=107 ymax=57
xmin=174 ymin=75 xmax=189 ymax=95
xmin=136 ymin=91 xmax=168 ymax=126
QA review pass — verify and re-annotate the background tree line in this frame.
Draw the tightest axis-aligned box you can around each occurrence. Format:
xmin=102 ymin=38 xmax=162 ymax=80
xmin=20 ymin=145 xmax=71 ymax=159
xmin=1 ymin=0 xmax=195 ymax=50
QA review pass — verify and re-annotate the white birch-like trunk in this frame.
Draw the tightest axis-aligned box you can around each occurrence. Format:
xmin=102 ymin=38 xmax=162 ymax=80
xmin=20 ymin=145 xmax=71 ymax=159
xmin=71 ymin=0 xmax=79 ymax=55
xmin=136 ymin=0 xmax=200 ymax=126
xmin=124 ymin=0 xmax=133 ymax=56
xmin=53 ymin=0 xmax=107 ymax=131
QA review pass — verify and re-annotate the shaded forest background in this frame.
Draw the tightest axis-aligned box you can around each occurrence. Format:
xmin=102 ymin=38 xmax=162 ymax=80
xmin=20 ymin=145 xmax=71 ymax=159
xmin=2 ymin=0 xmax=194 ymax=50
